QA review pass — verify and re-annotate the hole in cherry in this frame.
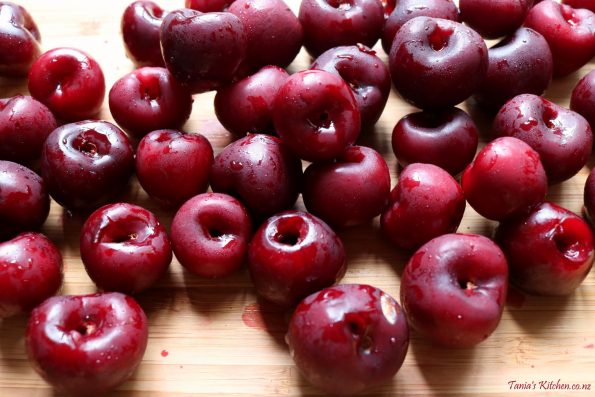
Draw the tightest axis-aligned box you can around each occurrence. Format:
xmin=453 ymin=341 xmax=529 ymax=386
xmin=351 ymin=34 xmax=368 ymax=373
xmin=542 ymin=105 xmax=559 ymax=130
xmin=359 ymin=335 xmax=373 ymax=355
xmin=276 ymin=231 xmax=300 ymax=246
xmin=347 ymin=320 xmax=362 ymax=335
xmin=208 ymin=229 xmax=223 ymax=238
xmin=428 ymin=26 xmax=453 ymax=52
xmin=561 ymin=5 xmax=580 ymax=26
xmin=318 ymin=112 xmax=332 ymax=129
xmin=458 ymin=280 xmax=477 ymax=291
xmin=142 ymin=85 xmax=160 ymax=101
xmin=76 ymin=316 xmax=97 ymax=336
xmin=113 ymin=232 xmax=138 ymax=243
xmin=148 ymin=4 xmax=164 ymax=19
xmin=307 ymin=111 xmax=333 ymax=131
xmin=553 ymin=220 xmax=586 ymax=261
xmin=327 ymin=0 xmax=353 ymax=11
xmin=77 ymin=139 xmax=98 ymax=156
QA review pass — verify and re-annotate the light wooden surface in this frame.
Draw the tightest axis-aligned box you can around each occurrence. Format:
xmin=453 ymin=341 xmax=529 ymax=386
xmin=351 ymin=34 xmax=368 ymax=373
xmin=0 ymin=1 xmax=594 ymax=396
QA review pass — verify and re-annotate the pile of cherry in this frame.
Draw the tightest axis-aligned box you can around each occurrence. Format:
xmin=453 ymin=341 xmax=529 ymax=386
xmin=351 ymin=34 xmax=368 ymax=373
xmin=1 ymin=0 xmax=595 ymax=395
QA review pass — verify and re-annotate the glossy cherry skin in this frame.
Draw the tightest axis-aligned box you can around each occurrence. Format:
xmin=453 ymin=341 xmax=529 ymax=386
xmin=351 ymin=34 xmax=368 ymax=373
xmin=311 ymin=45 xmax=391 ymax=130
xmin=381 ymin=163 xmax=466 ymax=252
xmin=497 ymin=202 xmax=593 ymax=296
xmin=40 ymin=121 xmax=134 ymax=211
xmin=109 ymin=67 xmax=193 ymax=139
xmin=584 ymin=168 xmax=595 ymax=223
xmin=287 ymin=284 xmax=409 ymax=395
xmin=524 ymin=1 xmax=595 ymax=77
xmin=460 ymin=0 xmax=534 ymax=39
xmin=210 ymin=134 xmax=302 ymax=220
xmin=0 ymin=95 xmax=57 ymax=165
xmin=26 ymin=293 xmax=148 ymax=397
xmin=121 ymin=1 xmax=165 ymax=67
xmin=0 ymin=161 xmax=49 ymax=239
xmin=493 ymin=94 xmax=593 ymax=184
xmin=214 ymin=66 xmax=289 ymax=136
xmin=272 ymin=70 xmax=361 ymax=162
xmin=0 ymin=2 xmax=41 ymax=77
xmin=229 ymin=0 xmax=303 ymax=75
xmin=474 ymin=28 xmax=553 ymax=109
xmin=248 ymin=210 xmax=346 ymax=307
xmin=303 ymin=145 xmax=390 ymax=228
xmin=563 ymin=0 xmax=595 ymax=12
xmin=381 ymin=0 xmax=459 ymax=54
xmin=571 ymin=69 xmax=595 ymax=130
xmin=171 ymin=193 xmax=252 ymax=278
xmin=391 ymin=108 xmax=478 ymax=176
xmin=80 ymin=203 xmax=172 ymax=295
xmin=389 ymin=17 xmax=488 ymax=110
xmin=462 ymin=137 xmax=548 ymax=221
xmin=136 ymin=129 xmax=213 ymax=207
xmin=185 ymin=0 xmax=235 ymax=12
xmin=382 ymin=0 xmax=396 ymax=18
xmin=299 ymin=0 xmax=385 ymax=57
xmin=0 ymin=232 xmax=62 ymax=318
xmin=160 ymin=9 xmax=246 ymax=94
xmin=401 ymin=233 xmax=508 ymax=348
xmin=28 ymin=48 xmax=106 ymax=122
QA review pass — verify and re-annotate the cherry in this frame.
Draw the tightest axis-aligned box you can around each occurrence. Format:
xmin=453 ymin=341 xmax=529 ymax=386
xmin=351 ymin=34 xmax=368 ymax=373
xmin=28 ymin=48 xmax=106 ymax=121
xmin=121 ymin=1 xmax=166 ymax=67
xmin=401 ymin=233 xmax=508 ymax=347
xmin=40 ymin=120 xmax=134 ymax=211
xmin=461 ymin=137 xmax=548 ymax=221
xmin=381 ymin=163 xmax=466 ymax=251
xmin=272 ymin=70 xmax=361 ymax=162
xmin=389 ymin=17 xmax=488 ymax=110
xmin=460 ymin=0 xmax=534 ymax=39
xmin=496 ymin=201 xmax=594 ymax=296
xmin=160 ymin=9 xmax=247 ymax=94
xmin=287 ymin=284 xmax=409 ymax=395
xmin=210 ymin=134 xmax=303 ymax=220
xmin=0 ymin=2 xmax=41 ymax=77
xmin=26 ymin=293 xmax=148 ymax=396
xmin=0 ymin=232 xmax=62 ymax=318
xmin=299 ymin=0 xmax=385 ymax=57
xmin=382 ymin=0 xmax=459 ymax=54
xmin=524 ymin=0 xmax=595 ymax=77
xmin=136 ymin=129 xmax=214 ymax=207
xmin=391 ymin=108 xmax=478 ymax=175
xmin=171 ymin=193 xmax=252 ymax=278
xmin=0 ymin=95 xmax=57 ymax=165
xmin=571 ymin=69 xmax=595 ymax=130
xmin=311 ymin=44 xmax=391 ymax=130
xmin=228 ymin=0 xmax=303 ymax=75
xmin=302 ymin=145 xmax=390 ymax=228
xmin=214 ymin=66 xmax=289 ymax=136
xmin=248 ymin=210 xmax=346 ymax=307
xmin=80 ymin=203 xmax=172 ymax=294
xmin=108 ymin=67 xmax=193 ymax=139
xmin=0 ymin=160 xmax=49 ymax=240
xmin=493 ymin=94 xmax=593 ymax=184
xmin=474 ymin=27 xmax=553 ymax=109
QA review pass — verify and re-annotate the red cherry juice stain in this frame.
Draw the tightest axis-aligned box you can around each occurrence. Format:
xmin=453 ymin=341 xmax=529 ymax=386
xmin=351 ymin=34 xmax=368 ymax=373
xmin=584 ymin=343 xmax=594 ymax=349
xmin=242 ymin=303 xmax=266 ymax=331
xmin=161 ymin=350 xmax=169 ymax=357
xmin=506 ymin=287 xmax=526 ymax=308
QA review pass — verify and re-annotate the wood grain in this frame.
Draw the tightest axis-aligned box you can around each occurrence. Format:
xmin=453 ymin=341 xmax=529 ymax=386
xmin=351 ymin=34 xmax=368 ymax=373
xmin=0 ymin=1 xmax=594 ymax=396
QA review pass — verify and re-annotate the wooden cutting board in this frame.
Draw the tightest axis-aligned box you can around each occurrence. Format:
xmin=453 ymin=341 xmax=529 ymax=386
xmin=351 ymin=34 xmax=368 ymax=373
xmin=0 ymin=1 xmax=594 ymax=395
